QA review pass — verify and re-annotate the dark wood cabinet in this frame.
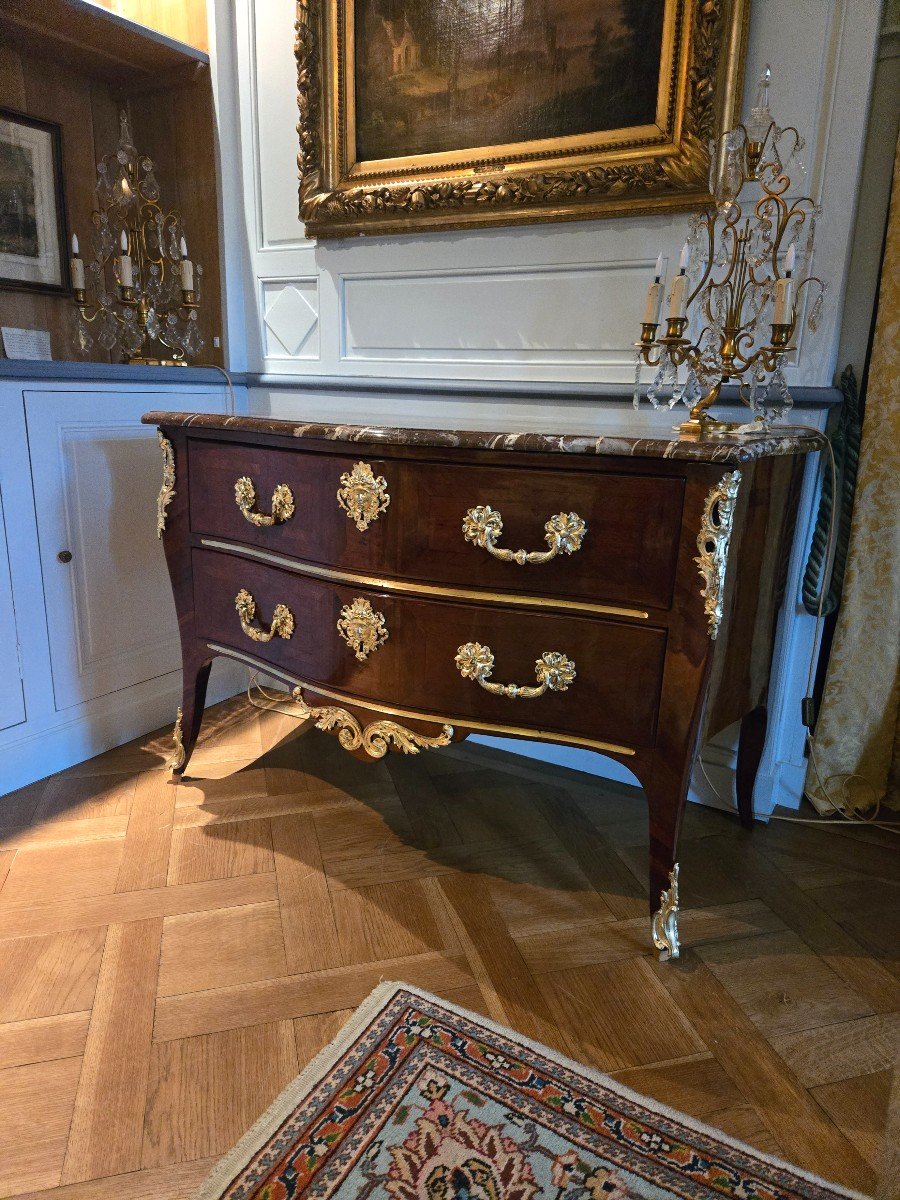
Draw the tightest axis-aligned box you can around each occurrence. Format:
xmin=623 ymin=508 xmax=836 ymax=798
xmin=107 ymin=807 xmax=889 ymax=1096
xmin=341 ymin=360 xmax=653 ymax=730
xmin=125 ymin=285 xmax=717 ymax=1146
xmin=145 ymin=411 xmax=816 ymax=959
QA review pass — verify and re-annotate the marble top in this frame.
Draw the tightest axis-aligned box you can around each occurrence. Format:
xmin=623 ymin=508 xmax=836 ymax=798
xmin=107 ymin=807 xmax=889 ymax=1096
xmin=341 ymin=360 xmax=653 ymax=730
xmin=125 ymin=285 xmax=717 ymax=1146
xmin=142 ymin=411 xmax=824 ymax=464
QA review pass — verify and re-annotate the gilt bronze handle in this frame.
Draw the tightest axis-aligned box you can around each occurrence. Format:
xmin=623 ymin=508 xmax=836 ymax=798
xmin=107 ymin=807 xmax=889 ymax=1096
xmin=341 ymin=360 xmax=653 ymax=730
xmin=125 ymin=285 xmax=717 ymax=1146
xmin=455 ymin=642 xmax=576 ymax=699
xmin=235 ymin=589 xmax=295 ymax=643
xmin=463 ymin=506 xmax=586 ymax=565
xmin=234 ymin=476 xmax=295 ymax=527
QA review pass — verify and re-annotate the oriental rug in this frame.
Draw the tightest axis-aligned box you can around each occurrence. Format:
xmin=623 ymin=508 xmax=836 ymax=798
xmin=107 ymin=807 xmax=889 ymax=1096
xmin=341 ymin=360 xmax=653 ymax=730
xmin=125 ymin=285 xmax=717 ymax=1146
xmin=195 ymin=982 xmax=864 ymax=1200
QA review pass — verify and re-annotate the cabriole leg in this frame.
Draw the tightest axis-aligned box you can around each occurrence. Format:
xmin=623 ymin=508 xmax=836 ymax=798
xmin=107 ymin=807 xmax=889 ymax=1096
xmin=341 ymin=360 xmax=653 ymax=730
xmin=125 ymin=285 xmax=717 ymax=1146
xmin=168 ymin=656 xmax=212 ymax=780
xmin=644 ymin=771 xmax=687 ymax=961
xmin=736 ymin=705 xmax=767 ymax=828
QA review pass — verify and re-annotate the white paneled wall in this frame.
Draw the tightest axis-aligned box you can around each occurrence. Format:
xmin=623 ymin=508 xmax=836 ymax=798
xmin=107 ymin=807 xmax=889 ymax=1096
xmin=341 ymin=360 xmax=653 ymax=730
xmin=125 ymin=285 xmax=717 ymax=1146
xmin=215 ymin=0 xmax=880 ymax=390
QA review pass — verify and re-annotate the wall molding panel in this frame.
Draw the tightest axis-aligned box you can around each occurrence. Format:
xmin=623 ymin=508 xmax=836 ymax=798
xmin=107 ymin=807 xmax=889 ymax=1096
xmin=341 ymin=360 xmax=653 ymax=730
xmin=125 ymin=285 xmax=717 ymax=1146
xmin=261 ymin=278 xmax=320 ymax=361
xmin=340 ymin=263 xmax=656 ymax=371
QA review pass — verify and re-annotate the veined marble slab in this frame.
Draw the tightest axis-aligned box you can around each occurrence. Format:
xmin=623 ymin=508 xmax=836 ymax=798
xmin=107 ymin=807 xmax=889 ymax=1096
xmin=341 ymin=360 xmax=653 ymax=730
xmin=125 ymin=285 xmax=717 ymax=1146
xmin=142 ymin=411 xmax=824 ymax=464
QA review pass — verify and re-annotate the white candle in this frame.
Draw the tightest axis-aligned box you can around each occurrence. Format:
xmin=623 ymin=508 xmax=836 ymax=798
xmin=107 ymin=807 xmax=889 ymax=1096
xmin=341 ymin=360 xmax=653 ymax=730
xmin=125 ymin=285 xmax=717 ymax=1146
xmin=773 ymin=244 xmax=795 ymax=324
xmin=118 ymin=230 xmax=133 ymax=288
xmin=179 ymin=236 xmax=194 ymax=292
xmin=642 ymin=281 xmax=663 ymax=325
xmin=641 ymin=255 xmax=664 ymax=324
xmin=668 ymin=243 xmax=691 ymax=320
xmin=70 ymin=233 xmax=85 ymax=291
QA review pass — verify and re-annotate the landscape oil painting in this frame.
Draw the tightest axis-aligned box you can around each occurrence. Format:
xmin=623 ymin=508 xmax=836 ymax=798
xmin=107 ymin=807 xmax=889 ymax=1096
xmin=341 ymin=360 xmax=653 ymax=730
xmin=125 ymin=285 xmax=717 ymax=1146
xmin=296 ymin=0 xmax=749 ymax=237
xmin=354 ymin=0 xmax=666 ymax=163
xmin=0 ymin=110 xmax=68 ymax=293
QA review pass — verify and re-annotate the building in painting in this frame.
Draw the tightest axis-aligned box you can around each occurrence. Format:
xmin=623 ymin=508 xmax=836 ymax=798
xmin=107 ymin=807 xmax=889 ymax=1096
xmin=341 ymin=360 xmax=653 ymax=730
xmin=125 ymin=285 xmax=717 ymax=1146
xmin=381 ymin=16 xmax=421 ymax=75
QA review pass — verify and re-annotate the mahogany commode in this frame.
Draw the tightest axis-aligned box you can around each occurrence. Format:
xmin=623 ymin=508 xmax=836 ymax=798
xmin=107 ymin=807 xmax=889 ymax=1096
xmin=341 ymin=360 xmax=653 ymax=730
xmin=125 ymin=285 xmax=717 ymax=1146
xmin=144 ymin=410 xmax=818 ymax=958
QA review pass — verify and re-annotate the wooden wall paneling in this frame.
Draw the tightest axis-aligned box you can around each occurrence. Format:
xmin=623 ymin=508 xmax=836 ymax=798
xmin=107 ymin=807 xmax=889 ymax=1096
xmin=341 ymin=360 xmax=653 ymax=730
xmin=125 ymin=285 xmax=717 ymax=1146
xmin=90 ymin=0 xmax=210 ymax=53
xmin=170 ymin=74 xmax=224 ymax=364
xmin=0 ymin=18 xmax=222 ymax=365
xmin=116 ymin=77 xmax=223 ymax=366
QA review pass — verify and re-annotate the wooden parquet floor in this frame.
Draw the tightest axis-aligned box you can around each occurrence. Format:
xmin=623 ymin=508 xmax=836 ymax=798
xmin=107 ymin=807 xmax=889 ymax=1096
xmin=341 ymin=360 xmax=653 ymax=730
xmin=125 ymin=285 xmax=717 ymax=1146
xmin=0 ymin=694 xmax=897 ymax=1199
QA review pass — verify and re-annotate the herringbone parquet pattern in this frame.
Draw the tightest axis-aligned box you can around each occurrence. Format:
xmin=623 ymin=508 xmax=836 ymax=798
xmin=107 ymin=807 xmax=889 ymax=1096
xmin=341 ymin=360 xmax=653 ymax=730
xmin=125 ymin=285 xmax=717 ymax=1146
xmin=0 ymin=695 xmax=897 ymax=1199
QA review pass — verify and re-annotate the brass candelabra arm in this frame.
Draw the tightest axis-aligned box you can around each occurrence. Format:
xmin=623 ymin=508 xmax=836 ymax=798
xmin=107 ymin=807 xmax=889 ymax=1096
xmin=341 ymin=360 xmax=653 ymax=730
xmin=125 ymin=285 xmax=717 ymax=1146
xmin=637 ymin=318 xmax=698 ymax=371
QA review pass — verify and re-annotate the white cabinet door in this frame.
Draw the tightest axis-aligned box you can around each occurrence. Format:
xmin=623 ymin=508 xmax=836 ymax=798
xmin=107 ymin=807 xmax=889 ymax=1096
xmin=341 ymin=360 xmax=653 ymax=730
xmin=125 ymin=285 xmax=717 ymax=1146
xmin=25 ymin=389 xmax=225 ymax=710
xmin=0 ymin=485 xmax=26 ymax=732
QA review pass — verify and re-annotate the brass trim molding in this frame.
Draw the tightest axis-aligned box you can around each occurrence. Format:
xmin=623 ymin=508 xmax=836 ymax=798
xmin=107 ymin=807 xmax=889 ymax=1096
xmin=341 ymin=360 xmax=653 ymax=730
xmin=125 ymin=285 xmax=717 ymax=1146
xmin=455 ymin=642 xmax=576 ymax=699
xmin=156 ymin=431 xmax=175 ymax=537
xmin=290 ymin=687 xmax=453 ymax=758
xmin=199 ymin=539 xmax=651 ymax=621
xmin=695 ymin=470 xmax=741 ymax=639
xmin=235 ymin=589 xmax=295 ymax=643
xmin=234 ymin=476 xmax=295 ymax=527
xmin=337 ymin=596 xmax=388 ymax=661
xmin=651 ymin=864 xmax=680 ymax=961
xmin=167 ymin=707 xmax=186 ymax=777
xmin=296 ymin=0 xmax=749 ymax=237
xmin=337 ymin=461 xmax=389 ymax=531
xmin=206 ymin=642 xmax=637 ymax=757
xmin=463 ymin=506 xmax=587 ymax=566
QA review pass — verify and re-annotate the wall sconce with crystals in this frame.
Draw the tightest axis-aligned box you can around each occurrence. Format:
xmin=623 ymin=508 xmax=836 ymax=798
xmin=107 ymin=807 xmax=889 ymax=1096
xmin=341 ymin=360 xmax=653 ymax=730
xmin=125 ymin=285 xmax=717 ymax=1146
xmin=633 ymin=68 xmax=826 ymax=439
xmin=70 ymin=111 xmax=204 ymax=365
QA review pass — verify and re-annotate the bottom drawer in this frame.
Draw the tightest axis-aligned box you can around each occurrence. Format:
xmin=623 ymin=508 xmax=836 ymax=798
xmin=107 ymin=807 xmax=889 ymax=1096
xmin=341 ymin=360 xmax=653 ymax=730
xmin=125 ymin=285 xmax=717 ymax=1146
xmin=192 ymin=548 xmax=666 ymax=749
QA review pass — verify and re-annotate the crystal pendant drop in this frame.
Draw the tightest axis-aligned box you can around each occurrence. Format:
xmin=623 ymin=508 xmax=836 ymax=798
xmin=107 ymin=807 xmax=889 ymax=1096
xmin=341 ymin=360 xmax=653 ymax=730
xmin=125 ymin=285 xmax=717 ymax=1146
xmin=97 ymin=309 xmax=119 ymax=352
xmin=146 ymin=307 xmax=162 ymax=340
xmin=184 ymin=312 xmax=204 ymax=359
xmin=121 ymin=311 xmax=144 ymax=358
xmin=646 ymin=349 xmax=670 ymax=409
xmin=632 ymin=348 xmax=643 ymax=409
xmin=807 ymin=287 xmax=825 ymax=333
xmin=141 ymin=158 xmax=160 ymax=202
xmin=74 ymin=315 xmax=93 ymax=356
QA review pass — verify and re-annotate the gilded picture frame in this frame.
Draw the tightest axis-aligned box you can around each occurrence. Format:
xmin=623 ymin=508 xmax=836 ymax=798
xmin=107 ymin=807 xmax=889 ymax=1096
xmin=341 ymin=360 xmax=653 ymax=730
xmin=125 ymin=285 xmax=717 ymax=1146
xmin=296 ymin=0 xmax=749 ymax=239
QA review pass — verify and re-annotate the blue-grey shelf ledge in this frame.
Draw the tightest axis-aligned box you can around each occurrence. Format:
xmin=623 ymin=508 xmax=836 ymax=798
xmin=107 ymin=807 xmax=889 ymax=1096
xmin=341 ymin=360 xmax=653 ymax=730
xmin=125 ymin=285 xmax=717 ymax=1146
xmin=0 ymin=360 xmax=232 ymax=385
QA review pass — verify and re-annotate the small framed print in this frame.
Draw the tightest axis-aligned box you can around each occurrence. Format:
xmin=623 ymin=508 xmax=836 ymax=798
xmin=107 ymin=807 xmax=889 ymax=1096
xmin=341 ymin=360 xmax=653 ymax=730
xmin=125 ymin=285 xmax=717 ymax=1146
xmin=0 ymin=108 xmax=70 ymax=294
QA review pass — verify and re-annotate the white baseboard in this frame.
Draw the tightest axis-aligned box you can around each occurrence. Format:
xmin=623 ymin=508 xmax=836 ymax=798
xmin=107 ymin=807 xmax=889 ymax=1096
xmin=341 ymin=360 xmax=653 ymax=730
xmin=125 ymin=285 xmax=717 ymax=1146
xmin=0 ymin=659 xmax=245 ymax=799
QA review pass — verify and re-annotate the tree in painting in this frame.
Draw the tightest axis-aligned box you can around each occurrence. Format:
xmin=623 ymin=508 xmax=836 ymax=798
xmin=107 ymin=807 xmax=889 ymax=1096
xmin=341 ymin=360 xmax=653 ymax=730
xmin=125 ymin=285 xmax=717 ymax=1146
xmin=0 ymin=139 xmax=39 ymax=258
xmin=354 ymin=0 xmax=665 ymax=162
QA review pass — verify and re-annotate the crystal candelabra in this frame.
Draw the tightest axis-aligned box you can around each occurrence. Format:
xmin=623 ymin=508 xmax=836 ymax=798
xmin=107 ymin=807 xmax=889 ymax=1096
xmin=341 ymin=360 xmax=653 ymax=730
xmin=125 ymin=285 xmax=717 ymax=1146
xmin=70 ymin=111 xmax=204 ymax=365
xmin=633 ymin=68 xmax=826 ymax=438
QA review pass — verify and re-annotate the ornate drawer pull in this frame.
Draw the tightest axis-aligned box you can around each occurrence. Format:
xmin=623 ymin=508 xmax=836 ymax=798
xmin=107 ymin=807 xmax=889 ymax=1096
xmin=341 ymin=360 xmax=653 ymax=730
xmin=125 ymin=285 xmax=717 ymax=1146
xmin=337 ymin=461 xmax=390 ymax=531
xmin=455 ymin=642 xmax=576 ymax=699
xmin=463 ymin=506 xmax=586 ymax=565
xmin=234 ymin=476 xmax=295 ymax=527
xmin=337 ymin=597 xmax=388 ymax=661
xmin=235 ymin=589 xmax=295 ymax=642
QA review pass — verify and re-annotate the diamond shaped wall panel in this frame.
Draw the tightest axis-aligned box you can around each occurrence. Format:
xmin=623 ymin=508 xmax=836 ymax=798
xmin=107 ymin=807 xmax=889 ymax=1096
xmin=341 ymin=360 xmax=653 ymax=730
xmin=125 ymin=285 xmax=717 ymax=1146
xmin=261 ymin=279 xmax=319 ymax=359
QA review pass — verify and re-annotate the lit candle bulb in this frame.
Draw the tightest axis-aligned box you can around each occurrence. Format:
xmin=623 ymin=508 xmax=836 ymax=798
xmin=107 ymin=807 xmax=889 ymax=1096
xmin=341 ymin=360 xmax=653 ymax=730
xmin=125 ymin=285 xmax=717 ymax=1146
xmin=118 ymin=229 xmax=133 ymax=288
xmin=179 ymin=236 xmax=194 ymax=292
xmin=773 ymin=243 xmax=795 ymax=325
xmin=70 ymin=233 xmax=85 ymax=292
xmin=667 ymin=241 xmax=690 ymax=320
xmin=641 ymin=252 xmax=664 ymax=324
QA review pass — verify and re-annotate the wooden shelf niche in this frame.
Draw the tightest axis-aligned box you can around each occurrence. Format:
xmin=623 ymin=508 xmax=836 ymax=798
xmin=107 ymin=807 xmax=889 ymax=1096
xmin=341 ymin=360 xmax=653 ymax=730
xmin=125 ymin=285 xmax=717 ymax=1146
xmin=0 ymin=0 xmax=223 ymax=365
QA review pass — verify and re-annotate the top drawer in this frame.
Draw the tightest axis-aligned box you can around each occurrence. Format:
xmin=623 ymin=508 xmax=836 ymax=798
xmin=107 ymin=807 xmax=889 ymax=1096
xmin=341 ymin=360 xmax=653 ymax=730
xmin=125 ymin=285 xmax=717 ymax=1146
xmin=188 ymin=439 xmax=683 ymax=610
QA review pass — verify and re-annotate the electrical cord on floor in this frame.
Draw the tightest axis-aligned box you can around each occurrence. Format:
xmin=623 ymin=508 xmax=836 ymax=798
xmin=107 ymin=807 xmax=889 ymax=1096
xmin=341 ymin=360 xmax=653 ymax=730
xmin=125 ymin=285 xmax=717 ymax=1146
xmin=245 ymin=670 xmax=303 ymax=717
xmin=703 ymin=421 xmax=898 ymax=832
xmin=196 ymin=361 xmax=237 ymax=415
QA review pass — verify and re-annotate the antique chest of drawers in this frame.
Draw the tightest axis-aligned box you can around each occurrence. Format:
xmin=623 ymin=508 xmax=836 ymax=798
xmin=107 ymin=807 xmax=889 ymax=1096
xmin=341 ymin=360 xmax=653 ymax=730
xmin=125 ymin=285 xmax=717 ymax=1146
xmin=144 ymin=411 xmax=818 ymax=957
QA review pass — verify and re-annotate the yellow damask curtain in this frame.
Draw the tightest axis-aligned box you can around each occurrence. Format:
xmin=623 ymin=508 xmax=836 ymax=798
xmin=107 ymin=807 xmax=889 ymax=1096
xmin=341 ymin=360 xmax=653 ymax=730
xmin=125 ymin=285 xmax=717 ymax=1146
xmin=806 ymin=138 xmax=900 ymax=814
